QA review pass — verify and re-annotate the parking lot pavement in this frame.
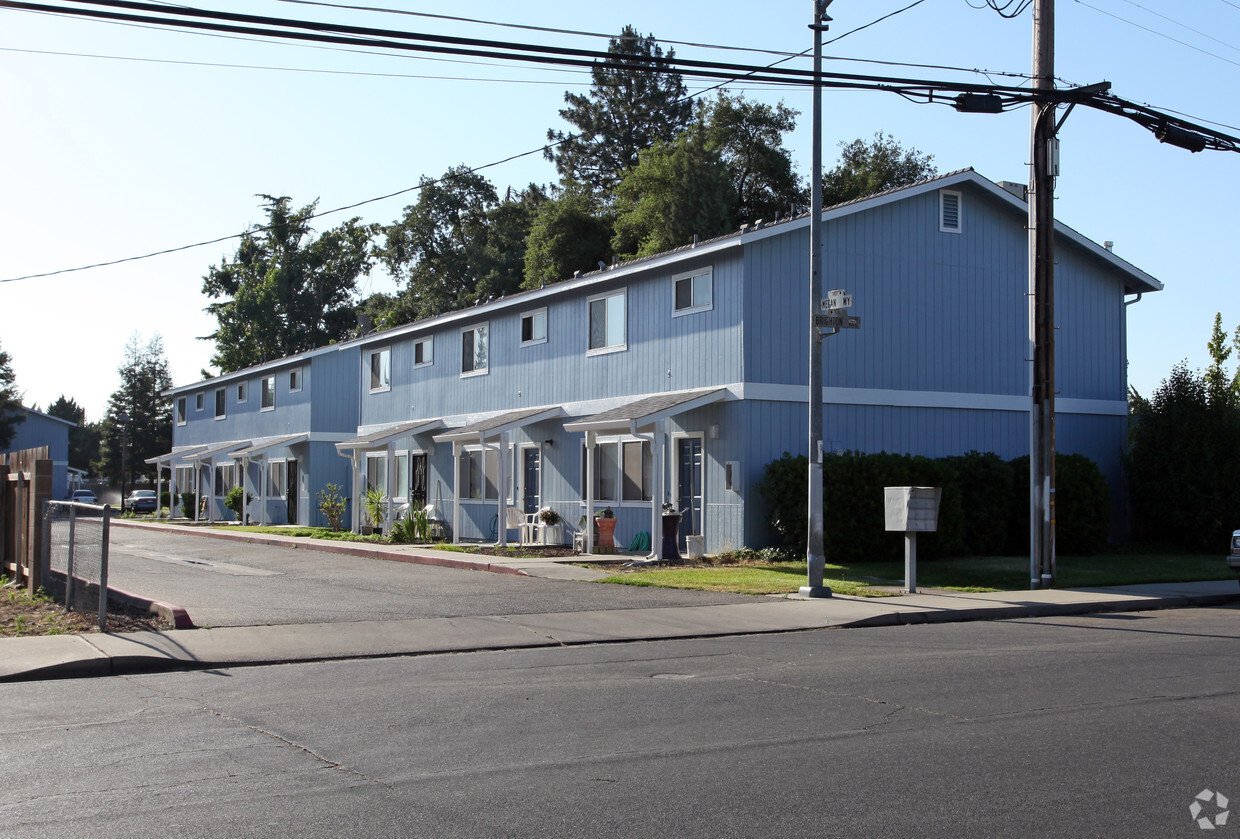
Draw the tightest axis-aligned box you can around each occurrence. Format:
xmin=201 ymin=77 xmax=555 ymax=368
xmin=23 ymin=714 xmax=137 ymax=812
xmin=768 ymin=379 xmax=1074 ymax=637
xmin=104 ymin=527 xmax=756 ymax=628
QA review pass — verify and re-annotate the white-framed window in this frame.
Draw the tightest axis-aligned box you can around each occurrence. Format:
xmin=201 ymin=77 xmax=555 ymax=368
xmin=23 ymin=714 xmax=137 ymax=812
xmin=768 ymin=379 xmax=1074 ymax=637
xmin=214 ymin=388 xmax=226 ymax=420
xmin=521 ymin=308 xmax=547 ymax=346
xmin=176 ymin=397 xmax=186 ymax=426
xmin=289 ymin=367 xmax=303 ymax=392
xmin=587 ymin=289 xmax=626 ymax=355
xmin=459 ymin=448 xmax=498 ymax=500
xmin=237 ymin=381 xmax=248 ymax=403
xmin=461 ymin=324 xmax=489 ymax=376
xmin=195 ymin=393 xmax=204 ymax=412
xmin=261 ymin=375 xmax=275 ymax=411
xmin=393 ymin=453 xmax=409 ymax=500
xmin=673 ymin=268 xmax=713 ymax=316
xmin=939 ymin=189 xmax=962 ymax=234
xmin=582 ymin=439 xmax=652 ymax=503
xmin=268 ymin=459 xmax=287 ymax=497
xmin=413 ymin=337 xmax=433 ymax=368
xmin=369 ymin=348 xmax=391 ymax=392
xmin=365 ymin=453 xmax=388 ymax=495
xmin=214 ymin=463 xmax=236 ymax=497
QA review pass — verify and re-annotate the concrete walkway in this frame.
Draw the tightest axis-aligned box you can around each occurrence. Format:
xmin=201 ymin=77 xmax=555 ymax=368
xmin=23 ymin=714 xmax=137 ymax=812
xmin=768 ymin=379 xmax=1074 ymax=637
xmin=3 ymin=519 xmax=1237 ymax=683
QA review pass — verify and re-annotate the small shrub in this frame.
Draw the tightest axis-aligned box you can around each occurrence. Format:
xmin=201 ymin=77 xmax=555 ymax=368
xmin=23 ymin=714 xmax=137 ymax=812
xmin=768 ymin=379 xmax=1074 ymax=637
xmin=180 ymin=492 xmax=198 ymax=519
xmin=317 ymin=483 xmax=347 ymax=531
xmin=224 ymin=486 xmax=253 ymax=521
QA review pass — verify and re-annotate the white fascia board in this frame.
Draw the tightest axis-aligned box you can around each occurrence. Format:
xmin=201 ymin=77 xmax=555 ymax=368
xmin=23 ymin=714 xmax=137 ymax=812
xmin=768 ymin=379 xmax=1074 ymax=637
xmin=740 ymin=382 xmax=1127 ymax=416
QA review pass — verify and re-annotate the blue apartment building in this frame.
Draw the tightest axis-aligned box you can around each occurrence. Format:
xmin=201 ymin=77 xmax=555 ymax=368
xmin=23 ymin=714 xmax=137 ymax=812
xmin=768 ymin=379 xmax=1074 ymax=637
xmin=157 ymin=170 xmax=1160 ymax=554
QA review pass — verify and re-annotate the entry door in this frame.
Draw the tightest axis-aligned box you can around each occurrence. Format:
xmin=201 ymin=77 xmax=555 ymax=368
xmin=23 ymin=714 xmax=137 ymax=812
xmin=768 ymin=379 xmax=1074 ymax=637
xmin=286 ymin=459 xmax=298 ymax=525
xmin=411 ymin=454 xmax=428 ymax=508
xmin=522 ymin=448 xmax=541 ymax=514
xmin=676 ymin=437 xmax=703 ymax=549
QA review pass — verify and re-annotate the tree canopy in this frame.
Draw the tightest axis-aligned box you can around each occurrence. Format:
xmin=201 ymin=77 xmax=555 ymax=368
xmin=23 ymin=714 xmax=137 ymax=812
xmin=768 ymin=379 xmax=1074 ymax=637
xmin=545 ymin=26 xmax=691 ymax=201
xmin=522 ymin=187 xmax=614 ymax=289
xmin=202 ymin=195 xmax=377 ymax=373
xmin=95 ymin=334 xmax=173 ymax=486
xmin=822 ymin=132 xmax=938 ymax=206
xmin=46 ymin=395 xmax=99 ymax=473
xmin=702 ymin=93 xmax=807 ymax=223
xmin=0 ymin=340 xmax=21 ymax=450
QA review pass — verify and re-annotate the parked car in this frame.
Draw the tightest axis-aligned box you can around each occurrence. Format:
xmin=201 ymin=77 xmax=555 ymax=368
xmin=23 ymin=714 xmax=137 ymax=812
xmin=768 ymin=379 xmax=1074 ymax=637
xmin=124 ymin=489 xmax=159 ymax=514
xmin=69 ymin=489 xmax=98 ymax=504
xmin=1227 ymin=530 xmax=1240 ymax=584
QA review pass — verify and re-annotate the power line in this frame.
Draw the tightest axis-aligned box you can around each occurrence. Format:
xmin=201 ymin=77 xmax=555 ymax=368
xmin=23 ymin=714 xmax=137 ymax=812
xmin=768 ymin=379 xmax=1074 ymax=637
xmin=1073 ymin=0 xmax=1240 ymax=69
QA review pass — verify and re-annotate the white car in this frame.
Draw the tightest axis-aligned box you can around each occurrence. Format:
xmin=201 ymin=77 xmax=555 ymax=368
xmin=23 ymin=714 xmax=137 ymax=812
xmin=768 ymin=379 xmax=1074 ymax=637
xmin=1228 ymin=531 xmax=1240 ymax=584
xmin=70 ymin=490 xmax=98 ymax=504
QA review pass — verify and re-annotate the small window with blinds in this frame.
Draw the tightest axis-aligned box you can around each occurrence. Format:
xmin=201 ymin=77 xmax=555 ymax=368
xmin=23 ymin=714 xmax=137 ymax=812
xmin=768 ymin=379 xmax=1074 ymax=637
xmin=940 ymin=190 xmax=962 ymax=234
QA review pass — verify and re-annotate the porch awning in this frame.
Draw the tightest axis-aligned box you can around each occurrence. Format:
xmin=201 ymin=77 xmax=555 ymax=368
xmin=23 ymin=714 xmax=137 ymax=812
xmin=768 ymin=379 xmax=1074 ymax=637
xmin=144 ymin=444 xmax=207 ymax=466
xmin=432 ymin=406 xmax=565 ymax=444
xmin=563 ymin=388 xmax=729 ymax=434
xmin=229 ymin=433 xmax=310 ymax=459
xmin=335 ymin=418 xmax=445 ymax=454
xmin=182 ymin=439 xmax=253 ymax=462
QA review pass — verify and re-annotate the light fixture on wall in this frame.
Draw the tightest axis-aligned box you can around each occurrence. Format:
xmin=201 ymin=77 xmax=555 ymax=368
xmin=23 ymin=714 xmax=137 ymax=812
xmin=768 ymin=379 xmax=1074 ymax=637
xmin=544 ymin=439 xmax=554 ymax=448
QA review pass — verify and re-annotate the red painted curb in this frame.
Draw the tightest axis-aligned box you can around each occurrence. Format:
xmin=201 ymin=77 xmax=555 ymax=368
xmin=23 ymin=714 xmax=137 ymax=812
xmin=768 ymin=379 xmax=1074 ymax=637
xmin=111 ymin=519 xmax=531 ymax=577
xmin=105 ymin=585 xmax=196 ymax=630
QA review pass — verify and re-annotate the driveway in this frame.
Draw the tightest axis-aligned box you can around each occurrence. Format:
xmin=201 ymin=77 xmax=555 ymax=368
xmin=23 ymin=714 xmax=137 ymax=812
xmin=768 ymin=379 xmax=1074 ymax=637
xmin=105 ymin=527 xmax=754 ymax=628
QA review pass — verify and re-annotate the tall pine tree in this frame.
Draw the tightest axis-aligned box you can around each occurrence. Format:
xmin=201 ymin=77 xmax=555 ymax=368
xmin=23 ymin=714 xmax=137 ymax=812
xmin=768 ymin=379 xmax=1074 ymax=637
xmin=0 ymin=340 xmax=21 ymax=450
xmin=95 ymin=334 xmax=173 ymax=487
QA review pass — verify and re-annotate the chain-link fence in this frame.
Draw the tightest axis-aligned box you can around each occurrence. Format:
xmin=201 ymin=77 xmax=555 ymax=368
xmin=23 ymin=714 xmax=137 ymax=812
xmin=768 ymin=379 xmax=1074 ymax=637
xmin=43 ymin=500 xmax=112 ymax=631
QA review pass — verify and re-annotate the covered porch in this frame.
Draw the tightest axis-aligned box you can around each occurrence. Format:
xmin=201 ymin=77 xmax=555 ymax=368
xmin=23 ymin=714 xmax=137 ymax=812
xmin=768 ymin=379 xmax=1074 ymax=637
xmin=228 ymin=433 xmax=309 ymax=526
xmin=335 ymin=418 xmax=445 ymax=532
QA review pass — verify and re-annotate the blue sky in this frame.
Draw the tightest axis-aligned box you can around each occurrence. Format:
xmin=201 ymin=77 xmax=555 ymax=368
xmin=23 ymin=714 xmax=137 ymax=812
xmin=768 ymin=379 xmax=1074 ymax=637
xmin=1 ymin=0 xmax=1237 ymax=420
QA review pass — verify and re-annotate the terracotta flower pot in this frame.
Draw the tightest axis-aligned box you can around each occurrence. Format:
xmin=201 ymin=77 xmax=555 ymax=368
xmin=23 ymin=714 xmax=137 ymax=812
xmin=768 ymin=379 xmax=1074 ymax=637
xmin=595 ymin=516 xmax=617 ymax=549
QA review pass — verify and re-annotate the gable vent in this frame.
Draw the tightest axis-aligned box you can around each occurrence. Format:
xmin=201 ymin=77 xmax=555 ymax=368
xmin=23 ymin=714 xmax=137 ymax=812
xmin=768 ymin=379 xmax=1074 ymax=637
xmin=939 ymin=190 xmax=962 ymax=234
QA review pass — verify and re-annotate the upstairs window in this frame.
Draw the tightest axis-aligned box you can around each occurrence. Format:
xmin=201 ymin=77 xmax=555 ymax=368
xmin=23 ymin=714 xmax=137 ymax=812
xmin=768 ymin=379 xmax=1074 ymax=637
xmin=176 ymin=397 xmax=186 ymax=426
xmin=369 ymin=348 xmax=391 ymax=392
xmin=195 ymin=393 xmax=204 ymax=412
xmin=462 ymin=324 xmax=489 ymax=376
xmin=413 ymin=337 xmax=433 ymax=368
xmin=237 ymin=382 xmax=248 ymax=403
xmin=289 ymin=367 xmax=303 ymax=392
xmin=214 ymin=388 xmax=226 ymax=420
xmin=587 ymin=290 xmax=626 ymax=354
xmin=940 ymin=190 xmax=962 ymax=234
xmin=521 ymin=308 xmax=547 ymax=346
xmin=673 ymin=269 xmax=713 ymax=315
xmin=261 ymin=376 xmax=275 ymax=411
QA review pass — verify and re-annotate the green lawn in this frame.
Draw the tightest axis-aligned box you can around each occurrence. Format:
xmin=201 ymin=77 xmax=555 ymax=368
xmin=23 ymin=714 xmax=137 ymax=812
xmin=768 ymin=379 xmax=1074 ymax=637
xmin=597 ymin=553 xmax=1234 ymax=597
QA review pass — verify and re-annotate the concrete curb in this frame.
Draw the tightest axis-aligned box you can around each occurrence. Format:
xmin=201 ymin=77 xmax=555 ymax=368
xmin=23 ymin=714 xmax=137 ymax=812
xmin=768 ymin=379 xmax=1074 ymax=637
xmin=107 ymin=585 xmax=196 ymax=630
xmin=110 ymin=519 xmax=532 ymax=578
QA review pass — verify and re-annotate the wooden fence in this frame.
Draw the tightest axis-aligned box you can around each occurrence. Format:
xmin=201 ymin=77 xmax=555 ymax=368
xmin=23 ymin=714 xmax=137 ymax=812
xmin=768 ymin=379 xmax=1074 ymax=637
xmin=1 ymin=446 xmax=52 ymax=593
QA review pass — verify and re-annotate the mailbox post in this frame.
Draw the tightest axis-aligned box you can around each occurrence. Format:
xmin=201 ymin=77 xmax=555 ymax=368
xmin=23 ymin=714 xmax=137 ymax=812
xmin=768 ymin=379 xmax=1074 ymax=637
xmin=884 ymin=487 xmax=941 ymax=593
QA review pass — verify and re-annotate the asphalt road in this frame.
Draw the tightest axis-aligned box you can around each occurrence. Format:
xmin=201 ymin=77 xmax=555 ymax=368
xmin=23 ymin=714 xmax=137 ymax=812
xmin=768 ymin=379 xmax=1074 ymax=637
xmin=3 ymin=607 xmax=1237 ymax=838
xmin=103 ymin=528 xmax=754 ymax=627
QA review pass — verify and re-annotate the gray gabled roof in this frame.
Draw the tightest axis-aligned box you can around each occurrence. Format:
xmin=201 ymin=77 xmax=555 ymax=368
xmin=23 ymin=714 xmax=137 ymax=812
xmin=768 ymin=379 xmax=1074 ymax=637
xmin=564 ymin=388 xmax=729 ymax=434
xmin=336 ymin=418 xmax=445 ymax=452
xmin=433 ymin=406 xmax=566 ymax=443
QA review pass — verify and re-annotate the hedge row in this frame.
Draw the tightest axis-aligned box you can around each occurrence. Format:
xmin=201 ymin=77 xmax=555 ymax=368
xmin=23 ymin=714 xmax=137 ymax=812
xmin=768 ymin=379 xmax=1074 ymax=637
xmin=754 ymin=450 xmax=1110 ymax=561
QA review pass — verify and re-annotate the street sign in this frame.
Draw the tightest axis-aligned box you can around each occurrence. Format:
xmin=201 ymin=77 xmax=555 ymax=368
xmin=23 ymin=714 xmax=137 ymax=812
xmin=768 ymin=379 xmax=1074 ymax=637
xmin=814 ymin=313 xmax=861 ymax=329
xmin=823 ymin=291 xmax=853 ymax=310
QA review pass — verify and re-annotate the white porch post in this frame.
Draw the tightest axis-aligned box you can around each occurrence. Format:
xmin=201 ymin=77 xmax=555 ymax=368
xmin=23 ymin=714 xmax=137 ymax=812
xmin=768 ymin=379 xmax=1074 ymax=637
xmin=653 ymin=421 xmax=667 ymax=561
xmin=208 ymin=457 xmax=217 ymax=522
xmin=194 ymin=463 xmax=202 ymax=522
xmin=169 ymin=463 xmax=178 ymax=519
xmin=155 ymin=465 xmax=163 ymax=519
xmin=350 ymin=452 xmax=361 ymax=532
xmin=385 ymin=443 xmax=395 ymax=530
xmin=451 ymin=441 xmax=462 ymax=544
xmin=584 ymin=430 xmax=595 ymax=554
xmin=495 ymin=432 xmax=509 ymax=548
xmin=259 ymin=457 xmax=268 ymax=527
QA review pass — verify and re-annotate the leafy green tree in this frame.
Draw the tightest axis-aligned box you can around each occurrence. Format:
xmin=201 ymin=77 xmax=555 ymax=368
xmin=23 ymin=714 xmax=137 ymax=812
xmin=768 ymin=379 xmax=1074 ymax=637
xmin=703 ymin=93 xmax=807 ymax=223
xmin=1127 ymin=361 xmax=1240 ymax=550
xmin=46 ymin=395 xmax=100 ymax=473
xmin=381 ymin=166 xmax=500 ymax=321
xmin=477 ymin=184 xmax=547 ymax=299
xmin=611 ymin=120 xmax=737 ymax=259
xmin=522 ymin=187 xmax=614 ymax=288
xmin=202 ymin=195 xmax=378 ymax=373
xmin=546 ymin=25 xmax=692 ymax=201
xmin=0 ymin=340 xmax=22 ymax=450
xmin=821 ymin=132 xmax=938 ymax=206
xmin=1205 ymin=312 xmax=1233 ymax=401
xmin=94 ymin=334 xmax=173 ymax=487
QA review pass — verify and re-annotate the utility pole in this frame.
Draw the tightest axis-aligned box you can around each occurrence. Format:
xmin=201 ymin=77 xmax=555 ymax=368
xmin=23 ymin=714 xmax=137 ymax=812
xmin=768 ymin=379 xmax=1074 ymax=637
xmin=1028 ymin=0 xmax=1056 ymax=589
xmin=802 ymin=0 xmax=833 ymax=598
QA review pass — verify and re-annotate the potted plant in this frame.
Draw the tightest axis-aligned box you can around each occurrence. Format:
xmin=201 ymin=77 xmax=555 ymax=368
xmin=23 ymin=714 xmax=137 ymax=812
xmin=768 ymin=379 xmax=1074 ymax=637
xmin=538 ymin=507 xmax=564 ymax=545
xmin=317 ymin=483 xmax=347 ymax=531
xmin=362 ymin=486 xmax=388 ymax=536
xmin=594 ymin=506 xmax=617 ymax=550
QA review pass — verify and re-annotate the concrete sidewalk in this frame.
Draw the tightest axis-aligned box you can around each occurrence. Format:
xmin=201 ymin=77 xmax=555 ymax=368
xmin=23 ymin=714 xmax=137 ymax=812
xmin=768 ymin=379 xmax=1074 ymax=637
xmin=4 ymin=575 xmax=1237 ymax=682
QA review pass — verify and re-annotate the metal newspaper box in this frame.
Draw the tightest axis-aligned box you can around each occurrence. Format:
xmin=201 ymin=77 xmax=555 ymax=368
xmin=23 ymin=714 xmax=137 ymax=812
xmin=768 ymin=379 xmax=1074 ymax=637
xmin=884 ymin=487 xmax=941 ymax=593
